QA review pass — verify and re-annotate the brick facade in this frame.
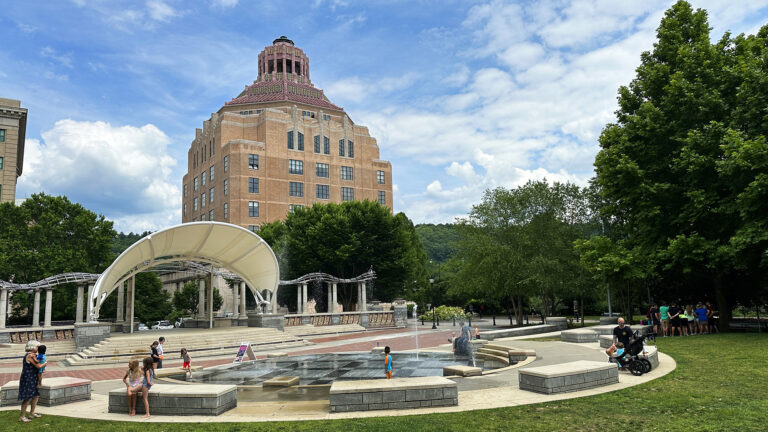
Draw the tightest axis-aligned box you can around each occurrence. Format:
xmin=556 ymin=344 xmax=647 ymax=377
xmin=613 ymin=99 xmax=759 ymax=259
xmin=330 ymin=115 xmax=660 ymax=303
xmin=0 ymin=97 xmax=27 ymax=204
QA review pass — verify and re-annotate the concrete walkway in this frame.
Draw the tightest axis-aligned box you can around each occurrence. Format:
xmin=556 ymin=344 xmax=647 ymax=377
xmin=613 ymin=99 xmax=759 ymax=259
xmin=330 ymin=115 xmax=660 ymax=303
xmin=0 ymin=325 xmax=676 ymax=423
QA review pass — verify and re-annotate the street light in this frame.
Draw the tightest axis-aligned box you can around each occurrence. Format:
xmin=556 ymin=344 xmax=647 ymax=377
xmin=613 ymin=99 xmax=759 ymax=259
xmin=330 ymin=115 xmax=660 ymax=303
xmin=429 ymin=278 xmax=436 ymax=329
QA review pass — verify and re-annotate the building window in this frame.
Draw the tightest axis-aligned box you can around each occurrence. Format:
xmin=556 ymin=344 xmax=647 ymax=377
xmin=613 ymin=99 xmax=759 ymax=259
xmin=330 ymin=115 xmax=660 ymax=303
xmin=183 ymin=203 xmax=187 ymax=216
xmin=193 ymin=197 xmax=198 ymax=211
xmin=249 ymin=201 xmax=259 ymax=217
xmin=297 ymin=132 xmax=304 ymax=151
xmin=223 ymin=203 xmax=228 ymax=219
xmin=341 ymin=187 xmax=354 ymax=202
xmin=201 ymin=171 xmax=206 ymax=186
xmin=0 ymin=129 xmax=5 ymax=142
xmin=377 ymin=170 xmax=385 ymax=184
xmin=289 ymin=204 xmax=304 ymax=212
xmin=378 ymin=191 xmax=386 ymax=205
xmin=287 ymin=131 xmax=294 ymax=150
xmin=202 ymin=145 xmax=205 ymax=162
xmin=209 ymin=209 xmax=214 ymax=221
xmin=302 ymin=110 xmax=315 ymax=118
xmin=316 ymin=163 xmax=329 ymax=178
xmin=249 ymin=154 xmax=259 ymax=170
xmin=314 ymin=135 xmax=320 ymax=153
xmin=289 ymin=182 xmax=304 ymax=197
xmin=193 ymin=217 xmax=197 ymax=222
xmin=339 ymin=139 xmax=345 ymax=157
xmin=224 ymin=179 xmax=228 ymax=195
xmin=248 ymin=177 xmax=259 ymax=193
xmin=323 ymin=114 xmax=331 ymax=121
xmin=248 ymin=225 xmax=259 ymax=233
xmin=194 ymin=176 xmax=199 ymax=191
xmin=184 ymin=184 xmax=188 ymax=197
xmin=341 ymin=166 xmax=354 ymax=181
xmin=210 ymin=138 xmax=214 ymax=157
xmin=224 ymin=155 xmax=229 ymax=172
xmin=289 ymin=159 xmax=304 ymax=174
xmin=209 ymin=187 xmax=214 ymax=203
xmin=201 ymin=192 xmax=206 ymax=207
xmin=200 ymin=214 xmax=206 ymax=221
xmin=209 ymin=165 xmax=214 ymax=182
xmin=324 ymin=136 xmax=330 ymax=154
xmin=316 ymin=184 xmax=329 ymax=199
xmin=348 ymin=140 xmax=354 ymax=158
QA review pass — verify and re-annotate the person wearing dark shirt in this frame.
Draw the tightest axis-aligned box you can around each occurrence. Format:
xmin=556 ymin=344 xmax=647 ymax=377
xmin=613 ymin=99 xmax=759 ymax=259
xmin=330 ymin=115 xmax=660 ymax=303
xmin=649 ymin=304 xmax=660 ymax=336
xmin=668 ymin=304 xmax=682 ymax=336
xmin=612 ymin=318 xmax=633 ymax=347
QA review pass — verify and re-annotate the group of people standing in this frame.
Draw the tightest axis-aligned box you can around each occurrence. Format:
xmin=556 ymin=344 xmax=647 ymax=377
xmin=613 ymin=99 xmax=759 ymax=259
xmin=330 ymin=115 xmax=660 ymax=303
xmin=648 ymin=302 xmax=719 ymax=336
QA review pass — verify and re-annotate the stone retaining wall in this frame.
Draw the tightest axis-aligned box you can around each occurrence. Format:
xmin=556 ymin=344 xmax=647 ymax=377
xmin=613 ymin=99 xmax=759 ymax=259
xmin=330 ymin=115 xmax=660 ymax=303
xmin=519 ymin=360 xmax=618 ymax=394
xmin=74 ymin=323 xmax=110 ymax=352
xmin=545 ymin=317 xmax=568 ymax=331
xmin=108 ymin=384 xmax=237 ymax=416
xmin=1 ymin=377 xmax=91 ymax=406
xmin=560 ymin=329 xmax=598 ymax=343
xmin=479 ymin=324 xmax=557 ymax=341
xmin=329 ymin=377 xmax=457 ymax=412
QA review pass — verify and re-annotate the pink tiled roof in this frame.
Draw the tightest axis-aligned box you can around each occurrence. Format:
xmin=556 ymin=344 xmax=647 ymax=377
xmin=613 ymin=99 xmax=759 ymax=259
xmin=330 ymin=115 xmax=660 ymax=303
xmin=225 ymin=81 xmax=343 ymax=111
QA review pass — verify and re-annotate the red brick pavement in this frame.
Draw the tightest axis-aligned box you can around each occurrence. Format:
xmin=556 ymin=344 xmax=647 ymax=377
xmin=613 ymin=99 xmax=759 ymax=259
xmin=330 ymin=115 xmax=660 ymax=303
xmin=0 ymin=328 xmax=455 ymax=386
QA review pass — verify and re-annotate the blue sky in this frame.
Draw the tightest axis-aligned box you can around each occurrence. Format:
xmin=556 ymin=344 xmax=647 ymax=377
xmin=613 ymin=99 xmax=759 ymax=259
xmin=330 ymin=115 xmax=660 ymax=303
xmin=3 ymin=0 xmax=768 ymax=232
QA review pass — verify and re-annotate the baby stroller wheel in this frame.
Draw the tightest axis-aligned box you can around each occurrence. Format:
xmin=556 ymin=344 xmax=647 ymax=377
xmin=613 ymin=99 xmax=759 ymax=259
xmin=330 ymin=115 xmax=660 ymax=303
xmin=640 ymin=359 xmax=652 ymax=373
xmin=629 ymin=360 xmax=645 ymax=376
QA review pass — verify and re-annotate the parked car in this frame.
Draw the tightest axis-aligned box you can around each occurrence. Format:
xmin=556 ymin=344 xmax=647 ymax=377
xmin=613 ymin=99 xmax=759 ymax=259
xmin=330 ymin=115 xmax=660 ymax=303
xmin=137 ymin=323 xmax=149 ymax=331
xmin=151 ymin=320 xmax=174 ymax=330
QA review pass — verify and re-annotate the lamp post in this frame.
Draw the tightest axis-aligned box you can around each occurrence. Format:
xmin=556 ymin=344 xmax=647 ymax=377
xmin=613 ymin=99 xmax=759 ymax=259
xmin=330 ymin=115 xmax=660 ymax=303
xmin=429 ymin=278 xmax=436 ymax=329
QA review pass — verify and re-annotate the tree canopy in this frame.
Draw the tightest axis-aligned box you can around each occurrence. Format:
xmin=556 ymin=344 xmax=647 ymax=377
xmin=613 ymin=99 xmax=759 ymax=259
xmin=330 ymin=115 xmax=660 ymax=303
xmin=259 ymin=200 xmax=426 ymax=310
xmin=592 ymin=0 xmax=768 ymax=326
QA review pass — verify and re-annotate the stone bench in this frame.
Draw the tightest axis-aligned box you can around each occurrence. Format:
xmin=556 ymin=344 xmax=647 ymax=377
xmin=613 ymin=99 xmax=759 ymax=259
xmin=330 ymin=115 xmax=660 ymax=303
xmin=560 ymin=329 xmax=598 ymax=343
xmin=592 ymin=324 xmax=652 ymax=336
xmin=519 ymin=360 xmax=618 ymax=394
xmin=329 ymin=377 xmax=458 ymax=413
xmin=443 ymin=365 xmax=482 ymax=377
xmin=108 ymin=384 xmax=237 ymax=416
xmin=639 ymin=346 xmax=659 ymax=370
xmin=1 ymin=377 xmax=92 ymax=407
xmin=478 ymin=324 xmax=558 ymax=341
xmin=508 ymin=349 xmax=536 ymax=362
xmin=599 ymin=335 xmax=614 ymax=348
xmin=545 ymin=317 xmax=568 ymax=331
xmin=153 ymin=366 xmax=203 ymax=379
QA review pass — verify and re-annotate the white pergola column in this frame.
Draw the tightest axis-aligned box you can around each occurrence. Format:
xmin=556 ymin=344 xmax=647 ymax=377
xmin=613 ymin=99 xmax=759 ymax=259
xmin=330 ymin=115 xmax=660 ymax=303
xmin=296 ymin=285 xmax=302 ymax=313
xmin=0 ymin=288 xmax=7 ymax=329
xmin=271 ymin=288 xmax=278 ymax=314
xmin=327 ymin=283 xmax=332 ymax=313
xmin=43 ymin=288 xmax=53 ymax=327
xmin=357 ymin=283 xmax=362 ymax=311
xmin=232 ymin=283 xmax=239 ymax=317
xmin=332 ymin=283 xmax=338 ymax=313
xmin=198 ymin=279 xmax=206 ymax=318
xmin=361 ymin=281 xmax=367 ymax=312
xmin=208 ymin=273 xmax=214 ymax=329
xmin=116 ymin=281 xmax=124 ymax=322
xmin=128 ymin=276 xmax=135 ymax=333
xmin=86 ymin=284 xmax=94 ymax=322
xmin=33 ymin=289 xmax=41 ymax=326
xmin=302 ymin=283 xmax=308 ymax=314
xmin=240 ymin=282 xmax=247 ymax=318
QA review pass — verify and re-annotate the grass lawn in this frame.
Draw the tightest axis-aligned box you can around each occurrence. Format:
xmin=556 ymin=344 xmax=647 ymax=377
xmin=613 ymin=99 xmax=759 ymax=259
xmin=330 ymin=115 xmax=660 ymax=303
xmin=3 ymin=333 xmax=766 ymax=431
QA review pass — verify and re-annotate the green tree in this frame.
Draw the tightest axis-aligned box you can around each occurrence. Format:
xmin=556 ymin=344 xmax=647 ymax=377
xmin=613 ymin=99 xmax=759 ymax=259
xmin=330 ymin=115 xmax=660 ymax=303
xmin=259 ymin=201 xmax=426 ymax=310
xmin=171 ymin=279 xmax=223 ymax=317
xmin=454 ymin=181 xmax=596 ymax=324
xmin=99 ymin=272 xmax=172 ymax=324
xmin=0 ymin=193 xmax=116 ymax=321
xmin=593 ymin=1 xmax=768 ymax=328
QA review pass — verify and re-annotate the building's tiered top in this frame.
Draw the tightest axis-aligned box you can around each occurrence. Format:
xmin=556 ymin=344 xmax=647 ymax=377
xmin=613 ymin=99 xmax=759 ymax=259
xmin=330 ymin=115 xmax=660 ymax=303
xmin=225 ymin=36 xmax=343 ymax=111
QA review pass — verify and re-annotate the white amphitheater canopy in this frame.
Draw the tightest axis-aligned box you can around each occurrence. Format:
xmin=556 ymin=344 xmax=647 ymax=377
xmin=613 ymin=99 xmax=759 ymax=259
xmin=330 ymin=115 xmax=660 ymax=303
xmin=90 ymin=222 xmax=279 ymax=322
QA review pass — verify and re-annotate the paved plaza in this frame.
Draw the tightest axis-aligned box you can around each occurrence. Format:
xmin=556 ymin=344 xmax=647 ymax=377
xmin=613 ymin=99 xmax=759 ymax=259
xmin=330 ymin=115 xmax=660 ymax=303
xmin=0 ymin=320 xmax=675 ymax=422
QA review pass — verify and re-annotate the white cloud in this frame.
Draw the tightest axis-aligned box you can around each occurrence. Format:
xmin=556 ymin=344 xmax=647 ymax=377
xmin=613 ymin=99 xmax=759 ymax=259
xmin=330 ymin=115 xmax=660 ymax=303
xmin=17 ymin=119 xmax=180 ymax=233
xmin=325 ymin=73 xmax=420 ymax=105
xmin=146 ymin=0 xmax=177 ymax=22
xmin=210 ymin=0 xmax=238 ymax=8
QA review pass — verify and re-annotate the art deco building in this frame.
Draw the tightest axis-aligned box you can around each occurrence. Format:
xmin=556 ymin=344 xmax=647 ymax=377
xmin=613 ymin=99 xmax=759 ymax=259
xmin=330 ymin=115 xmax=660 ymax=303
xmin=181 ymin=36 xmax=393 ymax=231
xmin=0 ymin=98 xmax=27 ymax=204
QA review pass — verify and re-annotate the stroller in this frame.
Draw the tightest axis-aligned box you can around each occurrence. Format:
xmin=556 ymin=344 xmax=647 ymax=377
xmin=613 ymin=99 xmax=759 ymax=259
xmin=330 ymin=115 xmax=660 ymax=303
xmin=611 ymin=330 xmax=652 ymax=376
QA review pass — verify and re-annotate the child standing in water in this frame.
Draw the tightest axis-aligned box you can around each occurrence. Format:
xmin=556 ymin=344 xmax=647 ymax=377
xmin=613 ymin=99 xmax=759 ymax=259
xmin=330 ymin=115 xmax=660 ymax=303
xmin=36 ymin=345 xmax=47 ymax=388
xmin=181 ymin=348 xmax=192 ymax=376
xmin=384 ymin=346 xmax=393 ymax=379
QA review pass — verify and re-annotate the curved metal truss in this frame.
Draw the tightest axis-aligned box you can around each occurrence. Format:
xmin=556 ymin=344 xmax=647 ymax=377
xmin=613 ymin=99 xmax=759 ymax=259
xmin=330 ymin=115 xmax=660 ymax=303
xmin=0 ymin=266 xmax=376 ymax=293
xmin=0 ymin=272 xmax=100 ymax=291
xmin=278 ymin=268 xmax=376 ymax=285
